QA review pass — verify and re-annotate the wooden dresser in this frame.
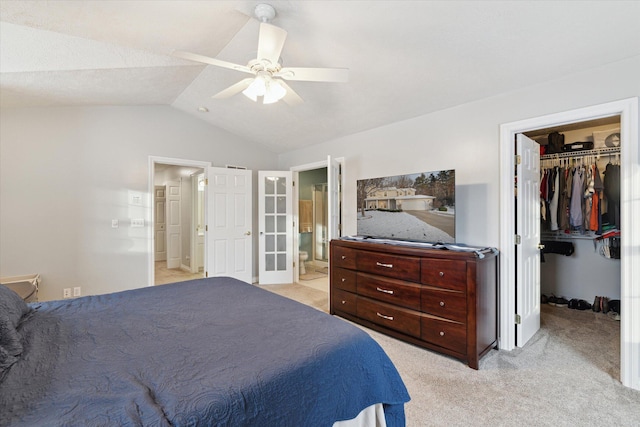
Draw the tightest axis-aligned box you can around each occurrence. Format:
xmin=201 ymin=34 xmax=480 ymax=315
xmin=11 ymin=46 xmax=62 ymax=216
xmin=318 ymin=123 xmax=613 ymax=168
xmin=330 ymin=239 xmax=498 ymax=369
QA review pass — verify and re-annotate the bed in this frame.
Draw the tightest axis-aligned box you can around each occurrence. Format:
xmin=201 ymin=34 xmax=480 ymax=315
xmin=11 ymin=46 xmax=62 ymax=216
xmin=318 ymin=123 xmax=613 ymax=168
xmin=0 ymin=277 xmax=409 ymax=426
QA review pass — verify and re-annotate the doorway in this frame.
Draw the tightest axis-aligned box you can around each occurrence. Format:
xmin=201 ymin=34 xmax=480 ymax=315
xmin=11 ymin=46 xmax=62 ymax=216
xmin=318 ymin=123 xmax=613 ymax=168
xmin=297 ymin=169 xmax=329 ymax=291
xmin=290 ymin=157 xmax=343 ymax=296
xmin=148 ymin=156 xmax=211 ymax=287
xmin=153 ymin=163 xmax=205 ymax=285
xmin=498 ymin=97 xmax=639 ymax=390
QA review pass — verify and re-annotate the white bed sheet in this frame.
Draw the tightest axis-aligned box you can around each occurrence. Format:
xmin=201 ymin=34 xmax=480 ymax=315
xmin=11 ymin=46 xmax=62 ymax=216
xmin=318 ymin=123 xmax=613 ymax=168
xmin=333 ymin=403 xmax=387 ymax=427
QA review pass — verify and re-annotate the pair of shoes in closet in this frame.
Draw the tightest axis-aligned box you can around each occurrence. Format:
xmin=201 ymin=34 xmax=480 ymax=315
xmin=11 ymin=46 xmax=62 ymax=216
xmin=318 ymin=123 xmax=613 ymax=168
xmin=547 ymin=295 xmax=569 ymax=307
xmin=592 ymin=296 xmax=610 ymax=313
xmin=607 ymin=311 xmax=621 ymax=321
xmin=568 ymin=298 xmax=592 ymax=310
xmin=607 ymin=299 xmax=621 ymax=321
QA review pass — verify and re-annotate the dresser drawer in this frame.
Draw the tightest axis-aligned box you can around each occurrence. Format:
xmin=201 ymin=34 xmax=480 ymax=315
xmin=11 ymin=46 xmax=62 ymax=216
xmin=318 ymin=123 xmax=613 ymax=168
xmin=357 ymin=297 xmax=421 ymax=338
xmin=421 ymin=316 xmax=466 ymax=354
xmin=356 ymin=251 xmax=420 ymax=282
xmin=357 ymin=272 xmax=421 ymax=310
xmin=421 ymin=259 xmax=467 ymax=291
xmin=332 ymin=267 xmax=357 ymax=292
xmin=331 ymin=246 xmax=357 ymax=269
xmin=421 ymin=287 xmax=466 ymax=323
xmin=331 ymin=288 xmax=357 ymax=316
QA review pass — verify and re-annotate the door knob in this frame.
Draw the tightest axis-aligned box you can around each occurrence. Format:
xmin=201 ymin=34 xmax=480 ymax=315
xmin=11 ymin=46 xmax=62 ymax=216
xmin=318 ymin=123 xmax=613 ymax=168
xmin=537 ymin=243 xmax=545 ymax=250
xmin=245 ymin=231 xmax=251 ymax=236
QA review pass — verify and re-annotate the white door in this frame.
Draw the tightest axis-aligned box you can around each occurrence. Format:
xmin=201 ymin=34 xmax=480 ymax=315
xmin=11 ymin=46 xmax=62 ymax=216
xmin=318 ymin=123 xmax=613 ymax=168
xmin=206 ymin=167 xmax=253 ymax=283
xmin=327 ymin=156 xmax=341 ymax=243
xmin=516 ymin=134 xmax=541 ymax=346
xmin=326 ymin=156 xmax=341 ymax=304
xmin=166 ymin=181 xmax=181 ymax=269
xmin=154 ymin=186 xmax=167 ymax=261
xmin=258 ymin=171 xmax=293 ymax=285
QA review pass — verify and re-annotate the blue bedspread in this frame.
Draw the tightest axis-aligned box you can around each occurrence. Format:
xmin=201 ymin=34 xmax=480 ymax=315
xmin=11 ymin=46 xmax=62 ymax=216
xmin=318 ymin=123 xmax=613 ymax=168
xmin=1 ymin=277 xmax=409 ymax=426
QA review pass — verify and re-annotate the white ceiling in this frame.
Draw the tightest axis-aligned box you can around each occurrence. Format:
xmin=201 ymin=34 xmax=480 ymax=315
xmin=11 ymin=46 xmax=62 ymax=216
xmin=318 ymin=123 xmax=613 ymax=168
xmin=1 ymin=1 xmax=639 ymax=153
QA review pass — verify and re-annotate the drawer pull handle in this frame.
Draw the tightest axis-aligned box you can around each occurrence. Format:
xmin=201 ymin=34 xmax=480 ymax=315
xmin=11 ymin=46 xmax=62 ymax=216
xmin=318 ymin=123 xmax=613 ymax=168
xmin=439 ymin=331 xmax=445 ymax=336
xmin=341 ymin=278 xmax=346 ymax=282
xmin=376 ymin=287 xmax=394 ymax=295
xmin=341 ymin=300 xmax=347 ymax=304
xmin=440 ymin=301 xmax=445 ymax=307
xmin=341 ymin=255 xmax=347 ymax=260
xmin=376 ymin=312 xmax=394 ymax=321
xmin=376 ymin=262 xmax=393 ymax=268
xmin=439 ymin=271 xmax=444 ymax=277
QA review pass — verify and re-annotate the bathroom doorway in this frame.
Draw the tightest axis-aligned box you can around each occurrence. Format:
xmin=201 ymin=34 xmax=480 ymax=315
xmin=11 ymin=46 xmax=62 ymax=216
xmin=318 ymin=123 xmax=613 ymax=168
xmin=298 ymin=168 xmax=329 ymax=283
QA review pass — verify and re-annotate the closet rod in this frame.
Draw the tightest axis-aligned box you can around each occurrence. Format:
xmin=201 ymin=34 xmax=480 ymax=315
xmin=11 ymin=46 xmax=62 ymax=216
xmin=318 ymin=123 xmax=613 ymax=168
xmin=540 ymin=146 xmax=620 ymax=161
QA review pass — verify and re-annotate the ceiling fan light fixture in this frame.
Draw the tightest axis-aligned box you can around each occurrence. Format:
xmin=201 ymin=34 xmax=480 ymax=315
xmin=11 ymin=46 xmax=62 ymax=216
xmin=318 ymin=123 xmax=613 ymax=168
xmin=242 ymin=74 xmax=287 ymax=105
xmin=263 ymin=79 xmax=287 ymax=104
xmin=242 ymin=75 xmax=267 ymax=101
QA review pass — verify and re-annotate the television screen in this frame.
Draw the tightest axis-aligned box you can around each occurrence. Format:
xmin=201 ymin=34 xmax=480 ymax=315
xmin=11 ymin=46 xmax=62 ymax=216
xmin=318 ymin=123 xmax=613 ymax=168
xmin=356 ymin=170 xmax=455 ymax=243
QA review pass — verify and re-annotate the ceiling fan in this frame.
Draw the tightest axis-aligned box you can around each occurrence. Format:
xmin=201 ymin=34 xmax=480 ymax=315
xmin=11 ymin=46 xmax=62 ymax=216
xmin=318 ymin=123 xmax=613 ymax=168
xmin=173 ymin=3 xmax=348 ymax=106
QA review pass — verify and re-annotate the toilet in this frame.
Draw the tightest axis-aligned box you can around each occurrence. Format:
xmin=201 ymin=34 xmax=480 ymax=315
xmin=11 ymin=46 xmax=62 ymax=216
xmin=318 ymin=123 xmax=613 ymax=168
xmin=299 ymin=251 xmax=309 ymax=275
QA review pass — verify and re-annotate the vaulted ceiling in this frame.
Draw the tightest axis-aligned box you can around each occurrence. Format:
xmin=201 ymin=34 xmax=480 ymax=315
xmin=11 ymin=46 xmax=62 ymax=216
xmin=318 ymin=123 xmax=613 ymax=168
xmin=1 ymin=1 xmax=639 ymax=153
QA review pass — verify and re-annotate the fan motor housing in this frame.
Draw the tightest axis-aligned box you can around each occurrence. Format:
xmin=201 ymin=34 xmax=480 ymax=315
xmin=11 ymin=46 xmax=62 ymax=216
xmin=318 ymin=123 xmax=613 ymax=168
xmin=254 ymin=4 xmax=276 ymax=22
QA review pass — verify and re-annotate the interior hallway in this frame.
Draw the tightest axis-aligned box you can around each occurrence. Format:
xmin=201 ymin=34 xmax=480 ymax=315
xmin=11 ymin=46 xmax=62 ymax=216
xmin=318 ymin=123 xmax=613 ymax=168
xmin=155 ymin=261 xmax=204 ymax=285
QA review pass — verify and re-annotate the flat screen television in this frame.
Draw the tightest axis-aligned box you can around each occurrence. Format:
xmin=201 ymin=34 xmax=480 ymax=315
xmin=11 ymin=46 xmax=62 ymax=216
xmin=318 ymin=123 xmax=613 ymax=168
xmin=356 ymin=170 xmax=455 ymax=243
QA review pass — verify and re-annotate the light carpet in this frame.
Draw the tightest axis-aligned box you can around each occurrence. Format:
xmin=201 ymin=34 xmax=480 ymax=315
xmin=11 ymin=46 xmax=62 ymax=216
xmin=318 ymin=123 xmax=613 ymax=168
xmin=262 ymin=283 xmax=640 ymax=426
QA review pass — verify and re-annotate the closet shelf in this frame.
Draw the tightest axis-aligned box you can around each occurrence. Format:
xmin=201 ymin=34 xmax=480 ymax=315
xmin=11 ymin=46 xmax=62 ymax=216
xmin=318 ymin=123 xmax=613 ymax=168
xmin=541 ymin=229 xmax=618 ymax=241
xmin=541 ymin=146 xmax=620 ymax=161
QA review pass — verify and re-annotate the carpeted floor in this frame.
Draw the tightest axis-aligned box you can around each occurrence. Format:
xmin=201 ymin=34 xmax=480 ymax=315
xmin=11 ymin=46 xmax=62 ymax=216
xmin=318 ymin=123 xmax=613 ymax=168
xmin=299 ymin=271 xmax=326 ymax=281
xmin=262 ymin=283 xmax=640 ymax=426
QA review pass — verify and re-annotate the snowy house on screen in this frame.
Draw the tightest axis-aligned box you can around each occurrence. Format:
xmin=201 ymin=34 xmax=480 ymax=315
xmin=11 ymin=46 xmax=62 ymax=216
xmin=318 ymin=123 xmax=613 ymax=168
xmin=365 ymin=187 xmax=435 ymax=210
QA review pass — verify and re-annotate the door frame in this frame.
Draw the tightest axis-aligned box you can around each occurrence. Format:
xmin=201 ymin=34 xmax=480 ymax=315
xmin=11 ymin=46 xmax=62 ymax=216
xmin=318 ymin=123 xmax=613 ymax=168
xmin=498 ymin=97 xmax=639 ymax=390
xmin=290 ymin=157 xmax=344 ymax=286
xmin=148 ymin=156 xmax=211 ymax=287
xmin=191 ymin=172 xmax=205 ymax=274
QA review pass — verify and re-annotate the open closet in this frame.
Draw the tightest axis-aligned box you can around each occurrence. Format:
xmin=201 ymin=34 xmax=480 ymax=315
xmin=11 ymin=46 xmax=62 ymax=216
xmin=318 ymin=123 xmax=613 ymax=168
xmin=524 ymin=117 xmax=621 ymax=309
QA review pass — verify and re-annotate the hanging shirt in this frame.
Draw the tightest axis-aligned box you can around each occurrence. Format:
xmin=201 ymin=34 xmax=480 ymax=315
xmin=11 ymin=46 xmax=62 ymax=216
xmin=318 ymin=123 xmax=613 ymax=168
xmin=540 ymin=169 xmax=548 ymax=223
xmin=604 ymin=163 xmax=621 ymax=229
xmin=559 ymin=166 xmax=571 ymax=231
xmin=570 ymin=167 xmax=584 ymax=228
xmin=583 ymin=164 xmax=593 ymax=230
xmin=593 ymin=164 xmax=604 ymax=234
xmin=549 ymin=167 xmax=560 ymax=231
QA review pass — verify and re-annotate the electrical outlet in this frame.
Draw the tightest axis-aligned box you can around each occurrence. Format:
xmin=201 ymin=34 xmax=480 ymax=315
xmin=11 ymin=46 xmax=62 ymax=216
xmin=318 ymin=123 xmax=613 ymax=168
xmin=73 ymin=287 xmax=81 ymax=297
xmin=63 ymin=288 xmax=71 ymax=299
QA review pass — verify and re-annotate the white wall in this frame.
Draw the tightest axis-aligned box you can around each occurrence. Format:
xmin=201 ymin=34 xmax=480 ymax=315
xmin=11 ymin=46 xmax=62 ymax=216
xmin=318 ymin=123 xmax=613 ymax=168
xmin=278 ymin=55 xmax=640 ymax=296
xmin=541 ymin=239 xmax=620 ymax=301
xmin=0 ymin=106 xmax=278 ymax=301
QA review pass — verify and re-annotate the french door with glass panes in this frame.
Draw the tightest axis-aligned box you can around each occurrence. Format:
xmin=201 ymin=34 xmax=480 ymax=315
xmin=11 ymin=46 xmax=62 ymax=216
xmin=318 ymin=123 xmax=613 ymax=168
xmin=258 ymin=171 xmax=293 ymax=284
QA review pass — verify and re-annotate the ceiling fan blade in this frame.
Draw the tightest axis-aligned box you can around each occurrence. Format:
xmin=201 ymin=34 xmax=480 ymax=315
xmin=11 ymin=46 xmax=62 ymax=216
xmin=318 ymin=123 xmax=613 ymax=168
xmin=275 ymin=67 xmax=349 ymax=83
xmin=277 ymin=80 xmax=304 ymax=106
xmin=257 ymin=23 xmax=287 ymax=65
xmin=173 ymin=50 xmax=253 ymax=74
xmin=212 ymin=78 xmax=255 ymax=99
